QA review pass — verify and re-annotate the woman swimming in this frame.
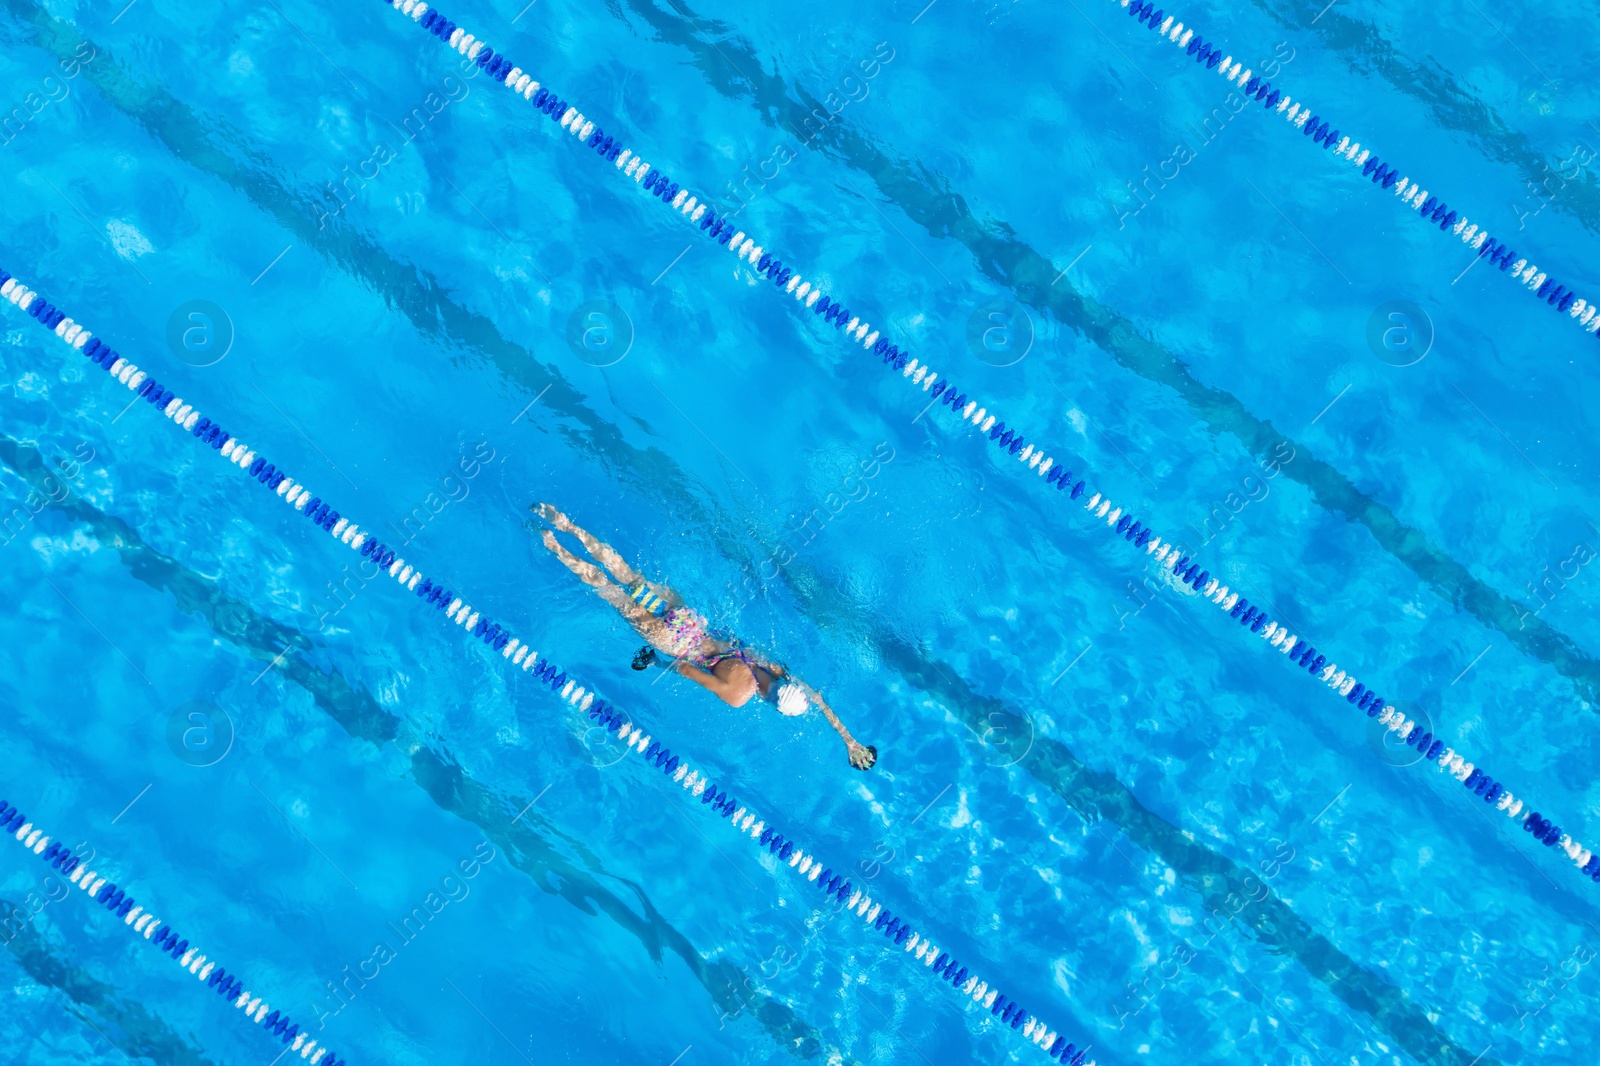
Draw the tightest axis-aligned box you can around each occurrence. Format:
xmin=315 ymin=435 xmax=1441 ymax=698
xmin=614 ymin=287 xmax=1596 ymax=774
xmin=533 ymin=504 xmax=878 ymax=771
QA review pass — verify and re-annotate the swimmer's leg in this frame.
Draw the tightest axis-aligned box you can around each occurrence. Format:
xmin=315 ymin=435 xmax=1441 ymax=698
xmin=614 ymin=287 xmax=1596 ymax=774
xmin=535 ymin=503 xmax=643 ymax=581
xmin=542 ymin=530 xmax=671 ymax=643
xmin=534 ymin=503 xmax=684 ymax=606
xmin=540 ymin=528 xmax=611 ymax=590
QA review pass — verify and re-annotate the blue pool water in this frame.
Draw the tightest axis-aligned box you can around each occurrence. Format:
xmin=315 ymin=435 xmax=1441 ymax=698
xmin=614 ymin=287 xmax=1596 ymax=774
xmin=2 ymin=0 xmax=1599 ymax=1063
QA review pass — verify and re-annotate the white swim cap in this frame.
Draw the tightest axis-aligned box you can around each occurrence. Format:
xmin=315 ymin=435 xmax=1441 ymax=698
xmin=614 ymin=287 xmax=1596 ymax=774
xmin=775 ymin=683 xmax=809 ymax=717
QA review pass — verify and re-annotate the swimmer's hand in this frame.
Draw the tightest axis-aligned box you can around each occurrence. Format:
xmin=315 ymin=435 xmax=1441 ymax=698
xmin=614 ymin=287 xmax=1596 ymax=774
xmin=848 ymin=742 xmax=878 ymax=771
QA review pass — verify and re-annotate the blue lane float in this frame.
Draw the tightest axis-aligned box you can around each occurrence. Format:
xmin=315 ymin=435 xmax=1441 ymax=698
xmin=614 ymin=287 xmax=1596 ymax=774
xmin=0 ymin=798 xmax=347 ymax=1064
xmin=360 ymin=2 xmax=1600 ymax=889
xmin=1106 ymin=0 xmax=1597 ymax=339
xmin=0 ymin=269 xmax=1094 ymax=1062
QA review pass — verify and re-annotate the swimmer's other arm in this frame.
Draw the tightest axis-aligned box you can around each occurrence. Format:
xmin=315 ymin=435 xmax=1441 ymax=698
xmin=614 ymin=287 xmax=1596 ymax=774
xmin=672 ymin=663 xmax=877 ymax=770
xmin=796 ymin=682 xmax=877 ymax=771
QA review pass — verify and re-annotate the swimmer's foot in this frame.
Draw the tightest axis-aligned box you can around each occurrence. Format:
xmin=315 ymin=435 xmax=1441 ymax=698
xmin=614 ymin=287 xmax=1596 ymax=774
xmin=848 ymin=742 xmax=878 ymax=771
xmin=532 ymin=503 xmax=577 ymax=533
xmin=631 ymin=646 xmax=658 ymax=670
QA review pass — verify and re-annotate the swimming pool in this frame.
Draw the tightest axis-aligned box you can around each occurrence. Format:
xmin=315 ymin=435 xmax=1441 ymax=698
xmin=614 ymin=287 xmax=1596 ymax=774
xmin=2 ymin=0 xmax=1598 ymax=1062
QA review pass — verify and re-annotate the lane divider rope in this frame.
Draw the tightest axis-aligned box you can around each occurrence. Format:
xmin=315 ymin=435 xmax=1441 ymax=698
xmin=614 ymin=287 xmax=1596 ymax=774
xmin=0 ymin=799 xmax=348 ymax=1065
xmin=0 ymin=268 xmax=1096 ymax=1063
xmin=362 ymin=1 xmax=1600 ymax=895
xmin=1109 ymin=0 xmax=1597 ymax=337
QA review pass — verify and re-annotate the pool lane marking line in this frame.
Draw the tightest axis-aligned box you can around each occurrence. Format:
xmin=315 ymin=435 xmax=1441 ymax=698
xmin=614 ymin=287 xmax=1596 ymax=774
xmin=1104 ymin=0 xmax=1593 ymax=338
xmin=0 ymin=798 xmax=349 ymax=1065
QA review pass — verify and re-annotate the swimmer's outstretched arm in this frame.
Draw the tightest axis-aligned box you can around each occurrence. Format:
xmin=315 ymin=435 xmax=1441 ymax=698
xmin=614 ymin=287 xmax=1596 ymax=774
xmin=796 ymin=682 xmax=877 ymax=771
xmin=734 ymin=651 xmax=876 ymax=771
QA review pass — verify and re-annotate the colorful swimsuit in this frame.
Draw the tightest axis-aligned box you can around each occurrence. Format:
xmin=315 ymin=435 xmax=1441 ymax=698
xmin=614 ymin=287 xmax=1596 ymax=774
xmin=628 ymin=582 xmax=708 ymax=659
xmin=634 ymin=585 xmax=791 ymax=709
xmin=659 ymin=605 xmax=709 ymax=659
xmin=702 ymin=647 xmax=761 ymax=677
